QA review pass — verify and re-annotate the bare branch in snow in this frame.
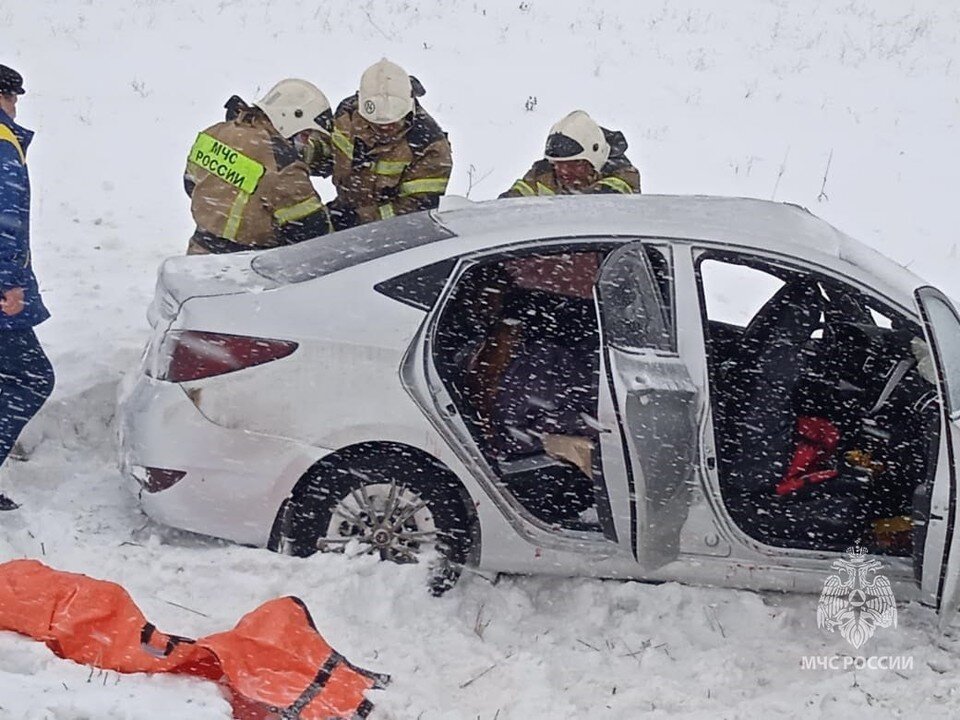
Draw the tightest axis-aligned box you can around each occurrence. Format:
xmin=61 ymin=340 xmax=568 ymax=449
xmin=459 ymin=662 xmax=498 ymax=689
xmin=363 ymin=9 xmax=394 ymax=41
xmin=473 ymin=603 xmax=491 ymax=638
xmin=459 ymin=652 xmax=514 ymax=689
xmin=771 ymin=147 xmax=790 ymax=200
xmin=818 ymin=149 xmax=833 ymax=202
xmin=466 ymin=165 xmax=494 ymax=199
xmin=160 ymin=597 xmax=210 ymax=618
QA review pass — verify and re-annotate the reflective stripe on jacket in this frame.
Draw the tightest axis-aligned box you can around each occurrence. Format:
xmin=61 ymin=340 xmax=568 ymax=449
xmin=0 ymin=110 xmax=48 ymax=329
xmin=500 ymin=156 xmax=641 ymax=199
xmin=184 ymin=108 xmax=331 ymax=253
xmin=331 ymin=94 xmax=452 ymax=228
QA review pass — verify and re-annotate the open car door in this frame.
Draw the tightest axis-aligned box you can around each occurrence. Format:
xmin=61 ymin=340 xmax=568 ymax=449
xmin=913 ymin=287 xmax=960 ymax=632
xmin=593 ymin=241 xmax=698 ymax=569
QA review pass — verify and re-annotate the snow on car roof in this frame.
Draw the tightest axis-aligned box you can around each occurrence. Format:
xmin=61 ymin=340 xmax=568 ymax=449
xmin=435 ymin=194 xmax=927 ymax=303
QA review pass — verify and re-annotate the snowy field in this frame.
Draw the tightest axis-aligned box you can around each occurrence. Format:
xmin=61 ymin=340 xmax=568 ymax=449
xmin=2 ymin=1 xmax=960 ymax=717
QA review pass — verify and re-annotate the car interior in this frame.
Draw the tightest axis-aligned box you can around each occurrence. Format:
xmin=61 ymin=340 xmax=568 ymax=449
xmin=697 ymin=253 xmax=942 ymax=556
xmin=433 ymin=243 xmax=674 ymax=533
xmin=433 ymin=247 xmax=608 ymax=531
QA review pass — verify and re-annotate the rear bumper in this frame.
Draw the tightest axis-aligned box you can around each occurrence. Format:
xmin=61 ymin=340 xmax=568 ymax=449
xmin=118 ymin=373 xmax=327 ymax=547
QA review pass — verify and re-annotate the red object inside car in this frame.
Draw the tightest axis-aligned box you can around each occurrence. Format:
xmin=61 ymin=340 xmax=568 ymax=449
xmin=776 ymin=416 xmax=840 ymax=496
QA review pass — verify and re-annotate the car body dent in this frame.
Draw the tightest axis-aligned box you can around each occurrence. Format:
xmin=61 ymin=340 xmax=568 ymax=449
xmin=119 ymin=376 xmax=322 ymax=546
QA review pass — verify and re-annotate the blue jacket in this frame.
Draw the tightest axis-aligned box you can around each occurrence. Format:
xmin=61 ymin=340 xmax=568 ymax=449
xmin=0 ymin=109 xmax=48 ymax=329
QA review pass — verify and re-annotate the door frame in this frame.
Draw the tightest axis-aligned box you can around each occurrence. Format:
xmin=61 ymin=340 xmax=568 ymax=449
xmin=686 ymin=242 xmax=935 ymax=584
xmin=407 ymin=235 xmax=639 ymax=556
xmin=913 ymin=286 xmax=960 ymax=627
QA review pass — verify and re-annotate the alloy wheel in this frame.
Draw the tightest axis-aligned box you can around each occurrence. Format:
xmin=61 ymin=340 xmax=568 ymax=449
xmin=319 ymin=481 xmax=438 ymax=563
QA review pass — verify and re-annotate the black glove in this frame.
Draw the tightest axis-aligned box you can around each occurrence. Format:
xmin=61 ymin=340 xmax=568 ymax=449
xmin=327 ymin=199 xmax=358 ymax=232
xmin=223 ymin=95 xmax=250 ymax=121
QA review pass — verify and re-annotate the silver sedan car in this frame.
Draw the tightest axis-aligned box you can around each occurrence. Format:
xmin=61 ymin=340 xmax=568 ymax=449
xmin=119 ymin=195 xmax=960 ymax=627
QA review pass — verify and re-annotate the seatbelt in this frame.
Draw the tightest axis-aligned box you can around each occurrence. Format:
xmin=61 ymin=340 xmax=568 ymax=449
xmin=867 ymin=358 xmax=915 ymax=416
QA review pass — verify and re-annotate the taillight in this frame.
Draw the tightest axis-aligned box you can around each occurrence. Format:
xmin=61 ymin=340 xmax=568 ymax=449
xmin=141 ymin=467 xmax=187 ymax=493
xmin=149 ymin=330 xmax=298 ymax=382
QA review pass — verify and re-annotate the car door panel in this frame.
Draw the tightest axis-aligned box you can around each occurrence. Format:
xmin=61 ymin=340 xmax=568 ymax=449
xmin=595 ymin=241 xmax=699 ymax=569
xmin=914 ymin=287 xmax=960 ymax=630
xmin=605 ymin=351 xmax=697 ymax=566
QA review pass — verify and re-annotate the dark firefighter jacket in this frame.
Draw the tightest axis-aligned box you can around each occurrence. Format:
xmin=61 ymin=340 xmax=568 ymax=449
xmin=184 ymin=106 xmax=331 ymax=254
xmin=329 ymin=94 xmax=452 ymax=229
xmin=500 ymin=128 xmax=641 ymax=198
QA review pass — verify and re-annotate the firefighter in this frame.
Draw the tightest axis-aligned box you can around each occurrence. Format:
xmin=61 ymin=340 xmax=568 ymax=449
xmin=184 ymin=79 xmax=333 ymax=255
xmin=221 ymin=93 xmax=333 ymax=179
xmin=328 ymin=58 xmax=452 ymax=230
xmin=500 ymin=110 xmax=641 ymax=198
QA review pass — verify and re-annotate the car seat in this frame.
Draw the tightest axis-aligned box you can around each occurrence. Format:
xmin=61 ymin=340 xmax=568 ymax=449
xmin=720 ymin=279 xmax=825 ymax=490
xmin=721 ymin=280 xmax=854 ymax=543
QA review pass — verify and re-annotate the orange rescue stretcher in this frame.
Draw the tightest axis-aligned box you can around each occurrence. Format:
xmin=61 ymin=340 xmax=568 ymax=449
xmin=0 ymin=559 xmax=389 ymax=719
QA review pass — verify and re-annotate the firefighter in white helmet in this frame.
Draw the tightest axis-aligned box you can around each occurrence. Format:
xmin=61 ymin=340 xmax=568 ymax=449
xmin=328 ymin=58 xmax=453 ymax=230
xmin=501 ymin=110 xmax=641 ymax=197
xmin=183 ymin=78 xmax=334 ymax=254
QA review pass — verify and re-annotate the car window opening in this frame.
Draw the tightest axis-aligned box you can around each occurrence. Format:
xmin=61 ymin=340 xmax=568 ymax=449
xmin=698 ymin=253 xmax=942 ymax=557
xmin=375 ymin=258 xmax=458 ymax=311
xmin=432 ymin=243 xmax=671 ymax=532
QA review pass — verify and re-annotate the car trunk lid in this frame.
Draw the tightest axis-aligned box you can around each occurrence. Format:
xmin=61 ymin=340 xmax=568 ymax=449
xmin=147 ymin=252 xmax=280 ymax=328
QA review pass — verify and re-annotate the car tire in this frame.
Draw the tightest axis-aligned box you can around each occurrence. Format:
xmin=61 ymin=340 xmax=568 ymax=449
xmin=281 ymin=453 xmax=472 ymax=595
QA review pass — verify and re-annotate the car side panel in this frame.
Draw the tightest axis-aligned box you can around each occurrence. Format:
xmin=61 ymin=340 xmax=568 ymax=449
xmin=119 ymin=376 xmax=321 ymax=546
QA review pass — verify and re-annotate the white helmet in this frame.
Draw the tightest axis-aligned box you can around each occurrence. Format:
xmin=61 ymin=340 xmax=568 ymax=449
xmin=358 ymin=58 xmax=414 ymax=125
xmin=254 ymin=79 xmax=333 ymax=139
xmin=544 ymin=110 xmax=611 ymax=172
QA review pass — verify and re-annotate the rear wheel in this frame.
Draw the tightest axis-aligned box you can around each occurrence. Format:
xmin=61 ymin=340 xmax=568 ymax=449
xmin=281 ymin=455 xmax=472 ymax=594
xmin=320 ymin=482 xmax=438 ymax=562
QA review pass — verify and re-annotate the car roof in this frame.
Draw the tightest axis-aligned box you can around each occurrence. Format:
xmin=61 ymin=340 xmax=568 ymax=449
xmin=434 ymin=194 xmax=927 ymax=305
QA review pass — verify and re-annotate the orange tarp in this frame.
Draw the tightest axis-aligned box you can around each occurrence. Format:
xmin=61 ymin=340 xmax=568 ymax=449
xmin=0 ymin=559 xmax=388 ymax=719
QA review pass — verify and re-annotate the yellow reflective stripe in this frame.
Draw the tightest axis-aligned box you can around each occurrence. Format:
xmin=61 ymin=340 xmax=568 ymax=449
xmin=398 ymin=177 xmax=449 ymax=196
xmin=373 ymin=159 xmax=409 ymax=176
xmin=189 ymin=132 xmax=265 ymax=194
xmin=274 ymin=196 xmax=324 ymax=225
xmin=0 ymin=125 xmax=24 ymax=163
xmin=535 ymin=182 xmax=556 ymax=196
xmin=222 ymin=191 xmax=250 ymax=240
xmin=331 ymin=128 xmax=354 ymax=158
xmin=511 ymin=180 xmax=535 ymax=197
xmin=596 ymin=176 xmax=634 ymax=194
xmin=378 ymin=203 xmax=396 ymax=219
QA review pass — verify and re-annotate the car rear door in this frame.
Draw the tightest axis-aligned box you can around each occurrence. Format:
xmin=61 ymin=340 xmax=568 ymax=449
xmin=913 ymin=287 xmax=960 ymax=631
xmin=594 ymin=241 xmax=699 ymax=569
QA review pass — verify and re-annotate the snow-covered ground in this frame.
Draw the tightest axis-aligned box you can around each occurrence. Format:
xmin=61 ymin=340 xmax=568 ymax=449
xmin=2 ymin=1 xmax=960 ymax=717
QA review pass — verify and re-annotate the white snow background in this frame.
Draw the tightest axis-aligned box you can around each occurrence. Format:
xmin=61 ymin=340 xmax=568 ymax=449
xmin=2 ymin=1 xmax=960 ymax=717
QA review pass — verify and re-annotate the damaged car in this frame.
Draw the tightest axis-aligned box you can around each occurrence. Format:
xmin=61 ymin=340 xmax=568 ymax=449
xmin=119 ymin=194 xmax=960 ymax=627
